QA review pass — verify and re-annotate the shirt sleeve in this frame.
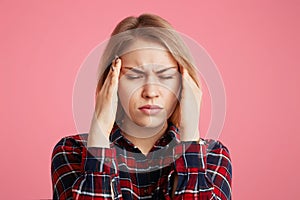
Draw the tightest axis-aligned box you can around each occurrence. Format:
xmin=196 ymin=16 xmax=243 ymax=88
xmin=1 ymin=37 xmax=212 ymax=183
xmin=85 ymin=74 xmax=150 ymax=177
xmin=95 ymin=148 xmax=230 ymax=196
xmin=172 ymin=140 xmax=232 ymax=200
xmin=51 ymin=136 xmax=122 ymax=200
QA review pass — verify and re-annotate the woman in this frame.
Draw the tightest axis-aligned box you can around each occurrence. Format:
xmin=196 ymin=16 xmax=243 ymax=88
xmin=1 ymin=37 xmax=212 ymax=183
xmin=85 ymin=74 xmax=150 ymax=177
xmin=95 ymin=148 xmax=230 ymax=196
xmin=51 ymin=13 xmax=232 ymax=200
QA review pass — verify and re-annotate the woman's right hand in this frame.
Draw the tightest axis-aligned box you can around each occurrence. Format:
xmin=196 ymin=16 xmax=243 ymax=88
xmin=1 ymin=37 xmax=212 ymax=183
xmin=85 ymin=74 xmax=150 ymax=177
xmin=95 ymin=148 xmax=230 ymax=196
xmin=87 ymin=56 xmax=122 ymax=147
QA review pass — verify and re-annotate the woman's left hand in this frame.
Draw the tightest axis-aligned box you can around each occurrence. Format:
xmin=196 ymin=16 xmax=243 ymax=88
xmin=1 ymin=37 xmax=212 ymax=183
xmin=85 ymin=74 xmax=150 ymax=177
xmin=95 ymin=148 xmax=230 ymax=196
xmin=179 ymin=67 xmax=202 ymax=141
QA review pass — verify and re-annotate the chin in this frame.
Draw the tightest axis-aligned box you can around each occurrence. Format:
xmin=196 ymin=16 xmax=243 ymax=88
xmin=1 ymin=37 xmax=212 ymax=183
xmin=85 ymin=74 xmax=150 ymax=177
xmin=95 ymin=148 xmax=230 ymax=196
xmin=133 ymin=117 xmax=166 ymax=128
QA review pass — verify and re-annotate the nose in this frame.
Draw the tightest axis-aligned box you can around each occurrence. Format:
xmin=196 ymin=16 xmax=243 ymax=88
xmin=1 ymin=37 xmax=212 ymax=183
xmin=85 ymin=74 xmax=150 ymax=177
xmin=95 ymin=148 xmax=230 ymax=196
xmin=142 ymin=83 xmax=159 ymax=99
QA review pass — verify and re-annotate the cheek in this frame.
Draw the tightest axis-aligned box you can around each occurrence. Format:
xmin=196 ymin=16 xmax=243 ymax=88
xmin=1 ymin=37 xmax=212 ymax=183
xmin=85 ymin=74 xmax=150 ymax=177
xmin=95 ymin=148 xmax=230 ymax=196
xmin=162 ymin=85 xmax=180 ymax=104
xmin=118 ymin=78 xmax=136 ymax=100
xmin=118 ymin=82 xmax=130 ymax=112
xmin=118 ymin=81 xmax=140 ymax=114
xmin=163 ymin=91 xmax=179 ymax=119
xmin=162 ymin=79 xmax=181 ymax=99
xmin=166 ymin=92 xmax=179 ymax=106
xmin=162 ymin=79 xmax=181 ymax=108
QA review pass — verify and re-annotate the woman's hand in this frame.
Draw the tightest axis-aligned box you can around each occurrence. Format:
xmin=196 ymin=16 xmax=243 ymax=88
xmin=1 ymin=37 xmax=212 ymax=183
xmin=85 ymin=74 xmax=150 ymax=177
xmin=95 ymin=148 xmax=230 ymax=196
xmin=179 ymin=67 xmax=202 ymax=141
xmin=87 ymin=57 xmax=122 ymax=147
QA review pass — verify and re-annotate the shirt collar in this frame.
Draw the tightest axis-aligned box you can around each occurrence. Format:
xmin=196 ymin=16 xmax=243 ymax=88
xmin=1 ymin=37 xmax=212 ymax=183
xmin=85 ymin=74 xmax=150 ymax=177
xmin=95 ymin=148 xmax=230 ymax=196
xmin=109 ymin=122 xmax=180 ymax=150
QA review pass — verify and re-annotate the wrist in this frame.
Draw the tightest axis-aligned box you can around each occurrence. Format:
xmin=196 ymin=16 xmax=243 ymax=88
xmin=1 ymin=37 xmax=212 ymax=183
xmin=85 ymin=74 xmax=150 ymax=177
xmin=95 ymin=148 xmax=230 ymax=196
xmin=180 ymin=136 xmax=200 ymax=142
xmin=179 ymin=127 xmax=200 ymax=142
xmin=88 ymin=120 xmax=111 ymax=148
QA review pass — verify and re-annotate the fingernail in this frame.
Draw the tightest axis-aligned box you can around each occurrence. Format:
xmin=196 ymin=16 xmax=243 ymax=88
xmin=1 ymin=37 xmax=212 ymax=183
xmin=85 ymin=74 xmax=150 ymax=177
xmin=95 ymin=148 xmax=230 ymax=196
xmin=115 ymin=55 xmax=119 ymax=63
xmin=110 ymin=63 xmax=114 ymax=71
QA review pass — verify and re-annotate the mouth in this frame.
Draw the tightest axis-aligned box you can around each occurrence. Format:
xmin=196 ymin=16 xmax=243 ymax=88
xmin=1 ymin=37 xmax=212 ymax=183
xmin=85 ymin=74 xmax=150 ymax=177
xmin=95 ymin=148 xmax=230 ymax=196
xmin=138 ymin=105 xmax=163 ymax=115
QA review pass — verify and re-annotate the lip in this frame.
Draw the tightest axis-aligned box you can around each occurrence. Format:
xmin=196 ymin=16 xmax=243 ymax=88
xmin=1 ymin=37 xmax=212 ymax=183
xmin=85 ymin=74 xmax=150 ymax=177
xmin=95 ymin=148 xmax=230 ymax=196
xmin=138 ymin=105 xmax=163 ymax=115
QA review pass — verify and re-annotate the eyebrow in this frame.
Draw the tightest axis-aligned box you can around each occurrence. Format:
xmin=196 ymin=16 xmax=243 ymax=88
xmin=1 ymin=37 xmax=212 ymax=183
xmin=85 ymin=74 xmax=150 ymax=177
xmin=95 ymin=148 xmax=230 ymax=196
xmin=123 ymin=66 xmax=178 ymax=74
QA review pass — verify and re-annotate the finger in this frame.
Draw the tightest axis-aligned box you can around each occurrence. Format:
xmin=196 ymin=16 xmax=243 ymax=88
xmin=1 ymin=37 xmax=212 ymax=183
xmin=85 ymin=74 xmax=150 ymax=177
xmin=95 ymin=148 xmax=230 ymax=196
xmin=180 ymin=67 xmax=202 ymax=114
xmin=95 ymin=57 xmax=122 ymax=114
xmin=106 ymin=56 xmax=121 ymax=82
xmin=180 ymin=67 xmax=202 ymax=141
xmin=182 ymin=67 xmax=195 ymax=87
xmin=95 ymin=57 xmax=121 ymax=103
xmin=181 ymin=68 xmax=195 ymax=95
xmin=108 ymin=56 xmax=121 ymax=94
xmin=100 ymin=57 xmax=121 ymax=92
xmin=182 ymin=67 xmax=202 ymax=95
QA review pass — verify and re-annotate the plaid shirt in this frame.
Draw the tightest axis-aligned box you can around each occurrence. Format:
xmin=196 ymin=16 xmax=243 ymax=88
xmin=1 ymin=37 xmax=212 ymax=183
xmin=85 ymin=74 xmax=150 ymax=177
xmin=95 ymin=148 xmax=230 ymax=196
xmin=51 ymin=123 xmax=232 ymax=199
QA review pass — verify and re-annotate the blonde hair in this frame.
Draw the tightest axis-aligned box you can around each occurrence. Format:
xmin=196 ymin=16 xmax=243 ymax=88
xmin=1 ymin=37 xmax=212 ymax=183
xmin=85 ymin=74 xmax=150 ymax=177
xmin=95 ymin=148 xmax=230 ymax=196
xmin=96 ymin=13 xmax=200 ymax=127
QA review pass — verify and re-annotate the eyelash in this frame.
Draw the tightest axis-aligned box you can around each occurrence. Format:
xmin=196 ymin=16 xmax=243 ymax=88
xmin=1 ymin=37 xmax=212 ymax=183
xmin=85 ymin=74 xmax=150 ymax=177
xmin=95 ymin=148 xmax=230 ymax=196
xmin=159 ymin=76 xmax=174 ymax=79
xmin=126 ymin=75 xmax=143 ymax=80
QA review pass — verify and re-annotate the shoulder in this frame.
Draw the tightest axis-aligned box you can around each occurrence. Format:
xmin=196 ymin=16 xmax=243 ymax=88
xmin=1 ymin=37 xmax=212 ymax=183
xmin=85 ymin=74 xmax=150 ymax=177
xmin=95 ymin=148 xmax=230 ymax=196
xmin=51 ymin=133 xmax=89 ymax=171
xmin=202 ymin=139 xmax=231 ymax=168
xmin=201 ymin=139 xmax=230 ymax=155
xmin=202 ymin=139 xmax=232 ymax=172
xmin=202 ymin=140 xmax=232 ymax=198
xmin=52 ymin=133 xmax=89 ymax=155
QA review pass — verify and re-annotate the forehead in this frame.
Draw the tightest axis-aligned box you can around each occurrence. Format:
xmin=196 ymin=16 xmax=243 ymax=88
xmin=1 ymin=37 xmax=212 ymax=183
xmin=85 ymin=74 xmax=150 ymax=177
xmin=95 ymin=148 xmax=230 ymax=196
xmin=120 ymin=39 xmax=177 ymax=68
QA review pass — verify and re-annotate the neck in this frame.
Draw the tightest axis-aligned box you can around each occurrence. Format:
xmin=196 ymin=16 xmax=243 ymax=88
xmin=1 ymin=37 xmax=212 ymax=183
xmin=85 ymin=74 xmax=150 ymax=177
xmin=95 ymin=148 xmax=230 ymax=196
xmin=120 ymin=118 xmax=168 ymax=156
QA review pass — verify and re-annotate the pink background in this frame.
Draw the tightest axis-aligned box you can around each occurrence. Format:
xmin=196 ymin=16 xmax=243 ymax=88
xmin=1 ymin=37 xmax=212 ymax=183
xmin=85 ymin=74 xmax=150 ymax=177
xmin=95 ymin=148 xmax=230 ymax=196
xmin=1 ymin=1 xmax=299 ymax=199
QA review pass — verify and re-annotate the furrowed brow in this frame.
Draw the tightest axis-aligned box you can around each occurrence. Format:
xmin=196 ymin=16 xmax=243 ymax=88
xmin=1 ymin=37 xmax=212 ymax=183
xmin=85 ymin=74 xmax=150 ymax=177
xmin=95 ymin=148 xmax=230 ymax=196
xmin=156 ymin=66 xmax=178 ymax=74
xmin=123 ymin=65 xmax=178 ymax=74
xmin=123 ymin=67 xmax=145 ymax=74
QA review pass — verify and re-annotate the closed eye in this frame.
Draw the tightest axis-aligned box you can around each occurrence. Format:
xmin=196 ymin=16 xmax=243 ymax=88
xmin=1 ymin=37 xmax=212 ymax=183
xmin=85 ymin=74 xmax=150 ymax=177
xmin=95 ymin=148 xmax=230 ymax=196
xmin=125 ymin=74 xmax=144 ymax=80
xmin=159 ymin=75 xmax=174 ymax=79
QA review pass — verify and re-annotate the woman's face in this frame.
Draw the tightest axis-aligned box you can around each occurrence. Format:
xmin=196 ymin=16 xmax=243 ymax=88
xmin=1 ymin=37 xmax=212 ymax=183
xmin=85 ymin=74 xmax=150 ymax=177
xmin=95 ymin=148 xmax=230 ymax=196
xmin=118 ymin=39 xmax=181 ymax=129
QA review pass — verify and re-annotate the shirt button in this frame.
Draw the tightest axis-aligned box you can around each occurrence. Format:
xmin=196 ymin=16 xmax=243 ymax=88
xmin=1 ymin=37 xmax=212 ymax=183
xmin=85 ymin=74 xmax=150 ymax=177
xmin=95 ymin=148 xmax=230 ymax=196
xmin=104 ymin=157 xmax=111 ymax=162
xmin=144 ymin=188 xmax=148 ymax=194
